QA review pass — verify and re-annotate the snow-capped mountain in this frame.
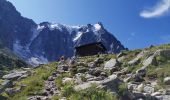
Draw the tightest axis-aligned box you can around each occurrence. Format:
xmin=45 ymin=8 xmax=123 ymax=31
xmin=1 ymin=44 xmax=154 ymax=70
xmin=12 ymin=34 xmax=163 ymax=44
xmin=0 ymin=0 xmax=126 ymax=66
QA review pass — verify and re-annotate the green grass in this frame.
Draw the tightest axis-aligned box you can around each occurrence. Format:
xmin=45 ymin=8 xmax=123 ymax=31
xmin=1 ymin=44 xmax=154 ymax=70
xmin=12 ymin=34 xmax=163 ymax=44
xmin=4 ymin=62 xmax=57 ymax=100
xmin=118 ymin=83 xmax=128 ymax=96
xmin=0 ymin=79 xmax=4 ymax=85
xmin=52 ymin=84 xmax=117 ymax=100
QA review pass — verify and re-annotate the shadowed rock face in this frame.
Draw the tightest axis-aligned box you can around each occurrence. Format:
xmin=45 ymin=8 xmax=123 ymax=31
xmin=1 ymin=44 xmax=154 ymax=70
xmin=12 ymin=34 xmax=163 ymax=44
xmin=0 ymin=0 xmax=126 ymax=65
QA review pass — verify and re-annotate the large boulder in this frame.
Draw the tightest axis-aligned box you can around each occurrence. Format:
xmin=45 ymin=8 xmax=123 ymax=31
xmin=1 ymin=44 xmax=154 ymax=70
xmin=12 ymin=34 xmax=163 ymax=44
xmin=104 ymin=59 xmax=120 ymax=71
xmin=128 ymin=51 xmax=147 ymax=65
xmin=62 ymin=77 xmax=74 ymax=84
xmin=74 ymin=74 xmax=122 ymax=92
xmin=143 ymin=54 xmax=157 ymax=67
xmin=5 ymin=87 xmax=21 ymax=95
xmin=74 ymin=81 xmax=101 ymax=91
xmin=2 ymin=71 xmax=29 ymax=80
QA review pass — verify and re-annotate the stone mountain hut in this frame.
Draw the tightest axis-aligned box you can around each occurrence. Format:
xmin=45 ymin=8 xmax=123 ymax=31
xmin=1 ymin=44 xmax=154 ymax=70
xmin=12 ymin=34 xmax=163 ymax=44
xmin=75 ymin=42 xmax=107 ymax=57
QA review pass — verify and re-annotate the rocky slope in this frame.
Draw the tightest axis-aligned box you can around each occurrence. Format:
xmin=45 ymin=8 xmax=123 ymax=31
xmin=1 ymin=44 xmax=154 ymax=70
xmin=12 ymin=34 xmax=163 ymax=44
xmin=1 ymin=43 xmax=170 ymax=100
xmin=0 ymin=42 xmax=28 ymax=73
xmin=0 ymin=0 xmax=125 ymax=66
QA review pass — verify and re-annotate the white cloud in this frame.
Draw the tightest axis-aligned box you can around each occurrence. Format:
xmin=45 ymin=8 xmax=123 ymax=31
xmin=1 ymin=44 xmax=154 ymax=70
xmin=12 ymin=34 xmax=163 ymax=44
xmin=140 ymin=0 xmax=170 ymax=18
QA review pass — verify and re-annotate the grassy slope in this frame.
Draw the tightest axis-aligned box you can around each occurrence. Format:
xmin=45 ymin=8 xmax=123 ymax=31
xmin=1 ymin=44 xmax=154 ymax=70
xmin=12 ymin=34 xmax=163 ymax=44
xmin=1 ymin=43 xmax=170 ymax=100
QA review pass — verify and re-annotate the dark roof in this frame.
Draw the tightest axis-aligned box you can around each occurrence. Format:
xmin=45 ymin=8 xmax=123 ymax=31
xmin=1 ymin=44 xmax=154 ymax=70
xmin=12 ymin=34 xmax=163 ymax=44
xmin=75 ymin=42 xmax=107 ymax=50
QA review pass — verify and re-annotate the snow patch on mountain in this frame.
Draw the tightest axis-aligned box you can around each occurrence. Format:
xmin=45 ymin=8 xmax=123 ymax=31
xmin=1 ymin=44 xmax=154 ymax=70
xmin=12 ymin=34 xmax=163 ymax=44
xmin=28 ymin=56 xmax=48 ymax=66
xmin=94 ymin=23 xmax=102 ymax=31
xmin=73 ymin=32 xmax=83 ymax=42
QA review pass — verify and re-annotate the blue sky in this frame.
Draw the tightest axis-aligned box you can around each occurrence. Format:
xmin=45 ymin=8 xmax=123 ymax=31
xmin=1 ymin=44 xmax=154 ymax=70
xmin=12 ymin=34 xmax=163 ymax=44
xmin=9 ymin=0 xmax=170 ymax=49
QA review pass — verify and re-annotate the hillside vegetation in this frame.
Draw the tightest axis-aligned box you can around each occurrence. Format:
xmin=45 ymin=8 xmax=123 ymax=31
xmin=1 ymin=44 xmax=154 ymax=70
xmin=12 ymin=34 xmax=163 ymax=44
xmin=1 ymin=44 xmax=170 ymax=100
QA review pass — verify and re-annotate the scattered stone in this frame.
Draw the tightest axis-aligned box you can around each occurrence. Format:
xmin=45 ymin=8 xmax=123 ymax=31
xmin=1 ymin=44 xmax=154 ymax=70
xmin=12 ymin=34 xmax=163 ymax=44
xmin=143 ymin=55 xmax=157 ymax=67
xmin=77 ymin=67 xmax=88 ymax=73
xmin=57 ymin=65 xmax=69 ymax=72
xmin=88 ymin=62 xmax=96 ymax=68
xmin=117 ymin=56 xmax=125 ymax=62
xmin=151 ymin=92 xmax=162 ymax=97
xmin=74 ymin=74 xmax=121 ymax=92
xmin=28 ymin=96 xmax=48 ymax=100
xmin=2 ymin=71 xmax=29 ymax=80
xmin=94 ymin=58 xmax=104 ymax=65
xmin=128 ymin=83 xmax=138 ymax=91
xmin=62 ymin=77 xmax=74 ymax=84
xmin=136 ymin=68 xmax=146 ymax=77
xmin=100 ymin=72 xmax=107 ymax=77
xmin=128 ymin=51 xmax=147 ymax=65
xmin=133 ymin=74 xmax=144 ymax=82
xmin=104 ymin=59 xmax=120 ymax=71
xmin=136 ymin=83 xmax=144 ymax=92
xmin=143 ymin=85 xmax=154 ymax=94
xmin=117 ymin=52 xmax=126 ymax=58
xmin=88 ymin=68 xmax=102 ymax=77
xmin=5 ymin=88 xmax=21 ymax=95
xmin=164 ymin=77 xmax=170 ymax=85
xmin=48 ymin=76 xmax=55 ymax=81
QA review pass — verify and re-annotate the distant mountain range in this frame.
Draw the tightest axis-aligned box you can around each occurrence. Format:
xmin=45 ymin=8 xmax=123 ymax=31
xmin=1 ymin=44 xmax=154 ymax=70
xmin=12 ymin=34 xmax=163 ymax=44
xmin=0 ymin=0 xmax=126 ymax=66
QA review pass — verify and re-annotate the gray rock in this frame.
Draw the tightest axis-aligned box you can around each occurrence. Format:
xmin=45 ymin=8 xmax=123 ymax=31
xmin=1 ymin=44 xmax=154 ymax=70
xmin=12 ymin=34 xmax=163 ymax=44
xmin=133 ymin=74 xmax=144 ymax=82
xmin=117 ymin=56 xmax=125 ymax=62
xmin=104 ymin=59 xmax=120 ymax=71
xmin=88 ymin=68 xmax=102 ymax=77
xmin=128 ymin=51 xmax=147 ymax=65
xmin=0 ymin=80 xmax=13 ymax=94
xmin=28 ymin=96 xmax=48 ymax=100
xmin=162 ymin=95 xmax=170 ymax=100
xmin=0 ymin=70 xmax=5 ymax=78
xmin=77 ymin=67 xmax=88 ymax=73
xmin=151 ymin=92 xmax=162 ymax=97
xmin=143 ymin=54 xmax=157 ymax=67
xmin=62 ymin=77 xmax=74 ymax=84
xmin=57 ymin=65 xmax=69 ymax=72
xmin=143 ymin=85 xmax=154 ymax=94
xmin=127 ymin=83 xmax=138 ymax=91
xmin=88 ymin=62 xmax=96 ymax=68
xmin=2 ymin=71 xmax=28 ymax=80
xmin=5 ymin=88 xmax=21 ymax=95
xmin=74 ymin=81 xmax=101 ymax=91
xmin=94 ymin=58 xmax=104 ymax=65
xmin=48 ymin=76 xmax=55 ymax=81
xmin=74 ymin=74 xmax=122 ymax=93
xmin=1 ymin=80 xmax=13 ymax=87
xmin=164 ymin=77 xmax=170 ymax=85
xmin=117 ymin=52 xmax=126 ymax=58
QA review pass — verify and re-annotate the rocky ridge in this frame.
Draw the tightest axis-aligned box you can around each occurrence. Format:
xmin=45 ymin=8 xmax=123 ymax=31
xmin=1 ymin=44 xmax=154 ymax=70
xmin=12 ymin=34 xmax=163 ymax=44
xmin=0 ymin=0 xmax=125 ymax=66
